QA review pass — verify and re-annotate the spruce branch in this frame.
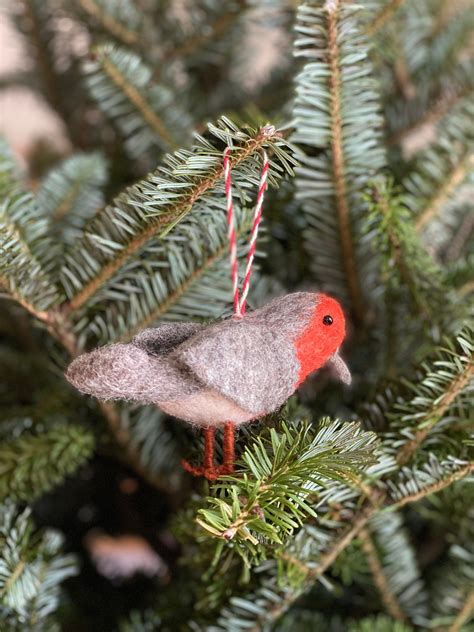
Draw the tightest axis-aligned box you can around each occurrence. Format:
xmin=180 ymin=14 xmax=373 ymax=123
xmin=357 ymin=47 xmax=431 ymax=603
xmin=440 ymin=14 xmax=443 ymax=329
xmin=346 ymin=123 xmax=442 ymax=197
xmin=348 ymin=615 xmax=414 ymax=632
xmin=84 ymin=43 xmax=191 ymax=157
xmin=387 ymin=88 xmax=468 ymax=148
xmin=365 ymin=178 xmax=445 ymax=321
xmin=326 ymin=0 xmax=364 ymax=323
xmin=447 ymin=589 xmax=474 ymax=632
xmin=0 ymin=196 xmax=60 ymax=312
xmin=61 ymin=121 xmax=292 ymax=313
xmin=363 ymin=513 xmax=428 ymax=624
xmin=78 ymin=206 xmax=255 ymax=346
xmin=162 ymin=0 xmax=247 ymax=62
xmin=390 ymin=460 xmax=474 ymax=509
xmin=213 ymin=456 xmax=474 ymax=632
xmin=0 ymin=505 xmax=77 ymax=624
xmin=393 ymin=326 xmax=474 ymax=465
xmin=402 ymin=101 xmax=474 ymax=234
xmin=415 ymin=157 xmax=472 ymax=232
xmin=0 ymin=425 xmax=95 ymax=502
xmin=78 ymin=0 xmax=140 ymax=46
xmin=446 ymin=211 xmax=474 ymax=262
xmin=293 ymin=1 xmax=385 ymax=322
xmin=430 ymin=537 xmax=474 ymax=631
xmin=17 ymin=1 xmax=63 ymax=123
xmin=359 ymin=527 xmax=406 ymax=622
xmin=366 ymin=0 xmax=406 ymax=35
xmin=209 ymin=403 xmax=473 ymax=631
xmin=97 ymin=401 xmax=174 ymax=491
xmin=119 ymin=609 xmax=163 ymax=632
xmin=36 ymin=152 xmax=108 ymax=246
xmin=197 ymin=420 xmax=378 ymax=564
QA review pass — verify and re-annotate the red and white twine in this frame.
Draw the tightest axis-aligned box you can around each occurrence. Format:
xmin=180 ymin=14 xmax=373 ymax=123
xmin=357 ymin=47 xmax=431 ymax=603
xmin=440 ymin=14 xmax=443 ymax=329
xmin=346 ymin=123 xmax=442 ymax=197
xmin=223 ymin=146 xmax=269 ymax=318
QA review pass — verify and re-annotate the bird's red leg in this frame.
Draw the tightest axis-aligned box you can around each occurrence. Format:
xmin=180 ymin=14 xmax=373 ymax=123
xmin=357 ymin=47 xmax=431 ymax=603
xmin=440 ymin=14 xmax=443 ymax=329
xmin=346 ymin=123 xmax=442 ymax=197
xmin=203 ymin=426 xmax=215 ymax=470
xmin=182 ymin=426 xmax=217 ymax=478
xmin=182 ymin=424 xmax=235 ymax=480
xmin=222 ymin=422 xmax=235 ymax=474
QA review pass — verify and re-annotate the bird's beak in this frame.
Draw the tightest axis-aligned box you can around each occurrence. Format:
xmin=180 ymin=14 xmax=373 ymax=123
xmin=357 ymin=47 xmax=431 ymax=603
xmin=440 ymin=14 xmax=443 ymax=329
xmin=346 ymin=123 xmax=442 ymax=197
xmin=326 ymin=351 xmax=352 ymax=385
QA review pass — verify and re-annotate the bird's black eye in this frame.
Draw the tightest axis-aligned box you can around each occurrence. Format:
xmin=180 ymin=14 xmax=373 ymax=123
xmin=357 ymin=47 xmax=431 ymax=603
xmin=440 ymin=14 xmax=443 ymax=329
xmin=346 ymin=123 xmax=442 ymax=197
xmin=323 ymin=315 xmax=333 ymax=326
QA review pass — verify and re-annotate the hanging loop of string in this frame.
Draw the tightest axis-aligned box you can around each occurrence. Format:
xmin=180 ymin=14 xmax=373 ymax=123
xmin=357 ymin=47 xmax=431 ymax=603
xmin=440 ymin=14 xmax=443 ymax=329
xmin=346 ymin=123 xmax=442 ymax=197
xmin=223 ymin=146 xmax=269 ymax=319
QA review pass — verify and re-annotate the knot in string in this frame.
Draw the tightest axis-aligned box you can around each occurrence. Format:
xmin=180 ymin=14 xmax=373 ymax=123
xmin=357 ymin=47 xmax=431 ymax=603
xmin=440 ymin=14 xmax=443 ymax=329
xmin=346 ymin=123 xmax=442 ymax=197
xmin=223 ymin=145 xmax=269 ymax=319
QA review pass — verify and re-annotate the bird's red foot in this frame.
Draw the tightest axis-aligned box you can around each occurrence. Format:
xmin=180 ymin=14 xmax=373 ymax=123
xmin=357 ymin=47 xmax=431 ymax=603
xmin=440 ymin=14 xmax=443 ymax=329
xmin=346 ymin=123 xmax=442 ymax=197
xmin=182 ymin=423 xmax=236 ymax=480
xmin=181 ymin=459 xmax=234 ymax=481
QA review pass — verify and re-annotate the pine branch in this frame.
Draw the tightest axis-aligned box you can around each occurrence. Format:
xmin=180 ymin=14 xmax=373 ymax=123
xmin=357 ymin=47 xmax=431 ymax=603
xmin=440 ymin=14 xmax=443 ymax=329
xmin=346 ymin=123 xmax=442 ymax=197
xmin=326 ymin=2 xmax=363 ymax=322
xmin=447 ymin=589 xmax=474 ymax=632
xmin=387 ymin=88 xmax=468 ymax=147
xmin=359 ymin=527 xmax=406 ymax=622
xmin=84 ymin=44 xmax=191 ymax=157
xmin=365 ymin=178 xmax=446 ymax=321
xmin=363 ymin=513 xmax=428 ymax=624
xmin=401 ymin=101 xmax=474 ymax=234
xmin=390 ymin=459 xmax=474 ymax=508
xmin=0 ymin=505 xmax=77 ymax=624
xmin=430 ymin=533 xmax=474 ymax=630
xmin=78 ymin=0 xmax=140 ymax=46
xmin=17 ymin=1 xmax=63 ymax=121
xmin=197 ymin=420 xmax=378 ymax=565
xmin=0 ymin=425 xmax=95 ymax=502
xmin=119 ymin=609 xmax=163 ymax=631
xmin=98 ymin=401 xmax=174 ymax=491
xmin=77 ymin=206 xmax=254 ymax=346
xmin=348 ymin=615 xmax=414 ymax=632
xmin=162 ymin=0 xmax=247 ymax=62
xmin=292 ymin=1 xmax=385 ymax=322
xmin=393 ymin=326 xmax=474 ymax=465
xmin=208 ymin=419 xmax=473 ymax=630
xmin=366 ymin=0 xmax=406 ymax=35
xmin=61 ymin=121 xmax=292 ymax=314
xmin=36 ymin=152 xmax=108 ymax=246
xmin=0 ymin=139 xmax=62 ymax=312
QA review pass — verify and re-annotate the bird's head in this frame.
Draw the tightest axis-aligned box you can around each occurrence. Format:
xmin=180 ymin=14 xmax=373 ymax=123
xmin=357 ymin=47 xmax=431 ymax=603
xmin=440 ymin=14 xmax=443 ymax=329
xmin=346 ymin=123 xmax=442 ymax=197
xmin=293 ymin=293 xmax=350 ymax=386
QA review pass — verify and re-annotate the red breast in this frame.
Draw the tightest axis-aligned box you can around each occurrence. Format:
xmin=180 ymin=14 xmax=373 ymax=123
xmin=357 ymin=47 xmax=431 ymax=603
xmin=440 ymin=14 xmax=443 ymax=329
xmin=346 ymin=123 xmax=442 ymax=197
xmin=294 ymin=294 xmax=346 ymax=386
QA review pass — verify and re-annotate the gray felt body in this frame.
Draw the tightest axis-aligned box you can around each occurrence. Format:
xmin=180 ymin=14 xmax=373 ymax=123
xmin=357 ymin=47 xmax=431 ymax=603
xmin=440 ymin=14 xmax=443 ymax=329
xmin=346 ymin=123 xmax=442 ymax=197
xmin=66 ymin=293 xmax=320 ymax=422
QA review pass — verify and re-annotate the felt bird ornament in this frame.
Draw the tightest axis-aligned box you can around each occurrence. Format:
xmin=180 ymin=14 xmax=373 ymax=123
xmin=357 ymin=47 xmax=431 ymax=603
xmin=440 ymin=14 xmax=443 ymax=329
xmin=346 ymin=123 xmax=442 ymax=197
xmin=66 ymin=292 xmax=351 ymax=480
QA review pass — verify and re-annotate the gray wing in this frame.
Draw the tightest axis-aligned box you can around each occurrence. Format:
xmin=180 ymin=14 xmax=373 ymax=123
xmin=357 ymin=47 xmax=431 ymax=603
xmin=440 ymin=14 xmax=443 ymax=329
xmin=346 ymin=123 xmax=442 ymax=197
xmin=66 ymin=322 xmax=205 ymax=402
xmin=172 ymin=319 xmax=299 ymax=415
xmin=132 ymin=322 xmax=205 ymax=356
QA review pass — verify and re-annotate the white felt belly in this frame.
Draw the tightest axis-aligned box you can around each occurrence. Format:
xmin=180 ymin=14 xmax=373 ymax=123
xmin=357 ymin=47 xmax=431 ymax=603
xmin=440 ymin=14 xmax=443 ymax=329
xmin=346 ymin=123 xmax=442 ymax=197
xmin=158 ymin=389 xmax=256 ymax=427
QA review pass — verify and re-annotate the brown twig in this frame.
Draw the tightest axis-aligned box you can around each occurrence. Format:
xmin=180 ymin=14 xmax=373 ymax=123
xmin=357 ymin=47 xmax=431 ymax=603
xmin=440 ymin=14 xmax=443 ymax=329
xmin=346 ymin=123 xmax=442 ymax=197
xmin=366 ymin=0 xmax=406 ymax=35
xmin=359 ymin=527 xmax=406 ymax=621
xmin=393 ymin=463 xmax=474 ymax=509
xmin=447 ymin=588 xmax=474 ymax=632
xmin=446 ymin=211 xmax=474 ymax=262
xmin=99 ymin=54 xmax=177 ymax=148
xmin=326 ymin=0 xmax=365 ymax=324
xmin=397 ymin=358 xmax=474 ymax=466
xmin=415 ymin=156 xmax=472 ymax=232
xmin=79 ymin=0 xmax=138 ymax=45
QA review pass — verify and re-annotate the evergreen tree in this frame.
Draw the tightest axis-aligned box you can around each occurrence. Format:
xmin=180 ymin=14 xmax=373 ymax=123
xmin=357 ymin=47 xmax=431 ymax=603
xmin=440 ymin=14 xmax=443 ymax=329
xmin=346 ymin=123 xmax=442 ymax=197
xmin=0 ymin=1 xmax=472 ymax=630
